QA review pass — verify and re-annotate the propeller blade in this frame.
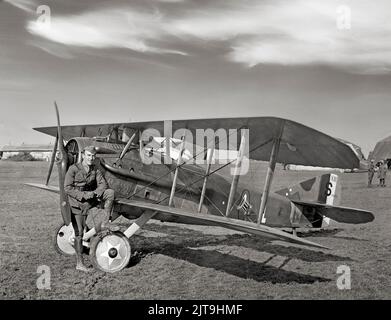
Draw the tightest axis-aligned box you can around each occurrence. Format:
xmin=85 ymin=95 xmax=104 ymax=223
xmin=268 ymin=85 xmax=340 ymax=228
xmin=45 ymin=132 xmax=58 ymax=186
xmin=54 ymin=101 xmax=72 ymax=226
xmin=55 ymin=101 xmax=66 ymax=154
xmin=119 ymin=132 xmax=137 ymax=160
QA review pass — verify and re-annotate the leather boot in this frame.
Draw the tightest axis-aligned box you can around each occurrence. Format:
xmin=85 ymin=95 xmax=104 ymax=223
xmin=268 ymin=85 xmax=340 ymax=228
xmin=101 ymin=199 xmax=120 ymax=232
xmin=74 ymin=236 xmax=90 ymax=272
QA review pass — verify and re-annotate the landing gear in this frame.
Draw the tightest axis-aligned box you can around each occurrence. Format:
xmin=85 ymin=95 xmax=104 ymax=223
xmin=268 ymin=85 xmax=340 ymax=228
xmin=54 ymin=223 xmax=90 ymax=256
xmin=89 ymin=231 xmax=131 ymax=273
xmin=54 ymin=223 xmax=76 ymax=256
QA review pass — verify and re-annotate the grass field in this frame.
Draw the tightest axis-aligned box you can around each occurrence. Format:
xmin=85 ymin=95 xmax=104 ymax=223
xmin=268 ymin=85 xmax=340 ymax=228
xmin=0 ymin=160 xmax=390 ymax=299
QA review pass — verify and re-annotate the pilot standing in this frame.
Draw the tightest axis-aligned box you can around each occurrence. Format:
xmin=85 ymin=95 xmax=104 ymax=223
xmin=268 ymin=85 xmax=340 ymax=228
xmin=64 ymin=145 xmax=119 ymax=272
xmin=368 ymin=159 xmax=375 ymax=187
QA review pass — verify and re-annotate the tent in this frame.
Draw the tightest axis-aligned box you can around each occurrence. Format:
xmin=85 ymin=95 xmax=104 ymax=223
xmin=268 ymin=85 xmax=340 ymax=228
xmin=370 ymin=135 xmax=391 ymax=164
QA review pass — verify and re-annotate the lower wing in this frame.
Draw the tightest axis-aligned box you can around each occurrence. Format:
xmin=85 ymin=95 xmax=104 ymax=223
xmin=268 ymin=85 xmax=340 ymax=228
xmin=25 ymin=183 xmax=328 ymax=249
xmin=25 ymin=183 xmax=60 ymax=194
xmin=117 ymin=199 xmax=329 ymax=249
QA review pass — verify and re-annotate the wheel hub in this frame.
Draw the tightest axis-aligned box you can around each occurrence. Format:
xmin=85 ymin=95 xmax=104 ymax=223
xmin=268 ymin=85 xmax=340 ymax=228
xmin=55 ymin=224 xmax=76 ymax=256
xmin=92 ymin=233 xmax=131 ymax=273
xmin=108 ymin=247 xmax=118 ymax=258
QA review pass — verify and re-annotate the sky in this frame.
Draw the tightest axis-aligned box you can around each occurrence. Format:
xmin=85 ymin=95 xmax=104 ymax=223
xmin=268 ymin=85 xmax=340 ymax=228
xmin=1 ymin=0 xmax=391 ymax=157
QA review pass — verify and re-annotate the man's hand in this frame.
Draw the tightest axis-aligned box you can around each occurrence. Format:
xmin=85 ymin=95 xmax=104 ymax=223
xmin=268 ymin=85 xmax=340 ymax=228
xmin=83 ymin=191 xmax=95 ymax=200
xmin=94 ymin=190 xmax=104 ymax=198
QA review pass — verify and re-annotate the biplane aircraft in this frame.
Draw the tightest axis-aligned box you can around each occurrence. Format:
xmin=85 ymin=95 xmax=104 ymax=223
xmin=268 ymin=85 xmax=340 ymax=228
xmin=26 ymin=104 xmax=374 ymax=273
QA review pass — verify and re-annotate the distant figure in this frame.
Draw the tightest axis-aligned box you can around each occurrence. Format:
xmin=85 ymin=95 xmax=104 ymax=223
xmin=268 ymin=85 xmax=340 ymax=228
xmin=377 ymin=160 xmax=387 ymax=187
xmin=368 ymin=159 xmax=375 ymax=187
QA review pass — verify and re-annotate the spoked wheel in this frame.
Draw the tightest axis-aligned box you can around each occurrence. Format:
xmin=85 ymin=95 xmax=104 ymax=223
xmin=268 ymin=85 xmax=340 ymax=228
xmin=90 ymin=231 xmax=131 ymax=273
xmin=54 ymin=223 xmax=75 ymax=256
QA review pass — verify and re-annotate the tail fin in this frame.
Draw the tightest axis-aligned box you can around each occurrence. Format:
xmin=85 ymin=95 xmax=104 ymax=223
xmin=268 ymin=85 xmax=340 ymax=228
xmin=275 ymin=173 xmax=341 ymax=227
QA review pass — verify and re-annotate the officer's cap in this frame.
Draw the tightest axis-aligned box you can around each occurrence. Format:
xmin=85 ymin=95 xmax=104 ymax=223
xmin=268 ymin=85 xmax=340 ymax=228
xmin=83 ymin=146 xmax=97 ymax=155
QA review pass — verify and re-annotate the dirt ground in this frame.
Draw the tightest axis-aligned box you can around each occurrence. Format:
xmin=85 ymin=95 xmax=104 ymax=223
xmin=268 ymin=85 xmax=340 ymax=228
xmin=1 ymin=161 xmax=390 ymax=300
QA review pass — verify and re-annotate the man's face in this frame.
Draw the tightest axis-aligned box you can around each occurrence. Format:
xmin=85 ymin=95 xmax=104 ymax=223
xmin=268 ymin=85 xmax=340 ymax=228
xmin=82 ymin=150 xmax=96 ymax=166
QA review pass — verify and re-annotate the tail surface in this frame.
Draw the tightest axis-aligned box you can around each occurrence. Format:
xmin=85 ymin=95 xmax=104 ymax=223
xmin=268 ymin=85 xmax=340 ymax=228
xmin=275 ymin=173 xmax=340 ymax=204
xmin=275 ymin=173 xmax=340 ymax=227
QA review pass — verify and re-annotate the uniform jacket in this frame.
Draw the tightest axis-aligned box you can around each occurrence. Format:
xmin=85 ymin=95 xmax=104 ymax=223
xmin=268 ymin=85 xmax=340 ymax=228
xmin=64 ymin=162 xmax=108 ymax=208
xmin=378 ymin=164 xmax=388 ymax=179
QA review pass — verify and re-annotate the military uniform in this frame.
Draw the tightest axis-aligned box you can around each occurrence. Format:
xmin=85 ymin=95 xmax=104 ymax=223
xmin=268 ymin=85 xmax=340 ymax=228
xmin=64 ymin=162 xmax=115 ymax=235
xmin=378 ymin=162 xmax=387 ymax=187
xmin=64 ymin=145 xmax=118 ymax=272
xmin=368 ymin=162 xmax=375 ymax=186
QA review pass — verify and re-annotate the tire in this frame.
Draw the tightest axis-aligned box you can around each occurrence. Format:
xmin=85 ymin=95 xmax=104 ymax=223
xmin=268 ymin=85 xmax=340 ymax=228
xmin=89 ymin=231 xmax=131 ymax=273
xmin=53 ymin=223 xmax=76 ymax=256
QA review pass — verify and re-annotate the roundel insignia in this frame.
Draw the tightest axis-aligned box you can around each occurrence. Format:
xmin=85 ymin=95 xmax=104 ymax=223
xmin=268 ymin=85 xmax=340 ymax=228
xmin=237 ymin=189 xmax=252 ymax=215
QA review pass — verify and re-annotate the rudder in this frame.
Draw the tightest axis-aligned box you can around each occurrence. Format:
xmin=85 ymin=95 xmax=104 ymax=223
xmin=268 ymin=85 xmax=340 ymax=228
xmin=275 ymin=173 xmax=341 ymax=227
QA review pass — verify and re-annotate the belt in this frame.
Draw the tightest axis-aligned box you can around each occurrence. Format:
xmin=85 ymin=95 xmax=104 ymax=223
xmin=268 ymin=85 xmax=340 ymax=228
xmin=75 ymin=186 xmax=93 ymax=191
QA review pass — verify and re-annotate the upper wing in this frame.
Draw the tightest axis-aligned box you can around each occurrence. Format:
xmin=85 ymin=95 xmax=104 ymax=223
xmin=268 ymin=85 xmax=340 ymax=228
xmin=117 ymin=198 xmax=329 ymax=249
xmin=34 ymin=116 xmax=359 ymax=169
xmin=292 ymin=200 xmax=374 ymax=224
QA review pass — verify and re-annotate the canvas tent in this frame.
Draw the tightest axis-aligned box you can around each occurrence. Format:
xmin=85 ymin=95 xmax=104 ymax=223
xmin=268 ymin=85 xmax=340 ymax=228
xmin=370 ymin=135 xmax=391 ymax=164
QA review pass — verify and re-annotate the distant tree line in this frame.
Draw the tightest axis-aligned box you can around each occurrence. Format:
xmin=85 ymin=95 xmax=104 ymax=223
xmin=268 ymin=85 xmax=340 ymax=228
xmin=2 ymin=152 xmax=44 ymax=162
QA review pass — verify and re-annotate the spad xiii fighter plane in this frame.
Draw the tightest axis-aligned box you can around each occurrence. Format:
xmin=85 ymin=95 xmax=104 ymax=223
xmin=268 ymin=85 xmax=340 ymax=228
xmin=26 ymin=104 xmax=374 ymax=273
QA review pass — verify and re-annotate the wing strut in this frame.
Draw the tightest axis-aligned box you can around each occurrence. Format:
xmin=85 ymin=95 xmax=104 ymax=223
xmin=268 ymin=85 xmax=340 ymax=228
xmin=124 ymin=211 xmax=157 ymax=238
xmin=257 ymin=121 xmax=285 ymax=224
xmin=168 ymin=132 xmax=186 ymax=207
xmin=197 ymin=146 xmax=215 ymax=213
xmin=225 ymin=131 xmax=246 ymax=216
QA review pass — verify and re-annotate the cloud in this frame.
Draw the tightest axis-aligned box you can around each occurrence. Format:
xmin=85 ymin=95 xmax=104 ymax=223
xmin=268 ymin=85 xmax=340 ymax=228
xmin=170 ymin=0 xmax=391 ymax=73
xmin=29 ymin=41 xmax=75 ymax=59
xmin=27 ymin=7 xmax=187 ymax=55
xmin=11 ymin=0 xmax=391 ymax=73
xmin=4 ymin=0 xmax=36 ymax=13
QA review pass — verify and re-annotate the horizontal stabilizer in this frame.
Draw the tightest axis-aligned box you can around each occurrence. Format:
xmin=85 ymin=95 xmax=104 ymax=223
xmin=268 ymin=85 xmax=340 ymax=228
xmin=292 ymin=200 xmax=374 ymax=224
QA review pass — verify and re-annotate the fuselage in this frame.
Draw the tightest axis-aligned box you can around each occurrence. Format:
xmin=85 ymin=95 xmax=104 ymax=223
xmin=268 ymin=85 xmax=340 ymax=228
xmin=100 ymin=149 xmax=313 ymax=229
xmin=64 ymin=137 xmax=314 ymax=229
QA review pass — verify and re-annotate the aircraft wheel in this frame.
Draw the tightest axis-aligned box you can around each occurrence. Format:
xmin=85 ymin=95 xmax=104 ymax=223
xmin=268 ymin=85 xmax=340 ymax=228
xmin=89 ymin=231 xmax=131 ymax=273
xmin=54 ymin=223 xmax=75 ymax=256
